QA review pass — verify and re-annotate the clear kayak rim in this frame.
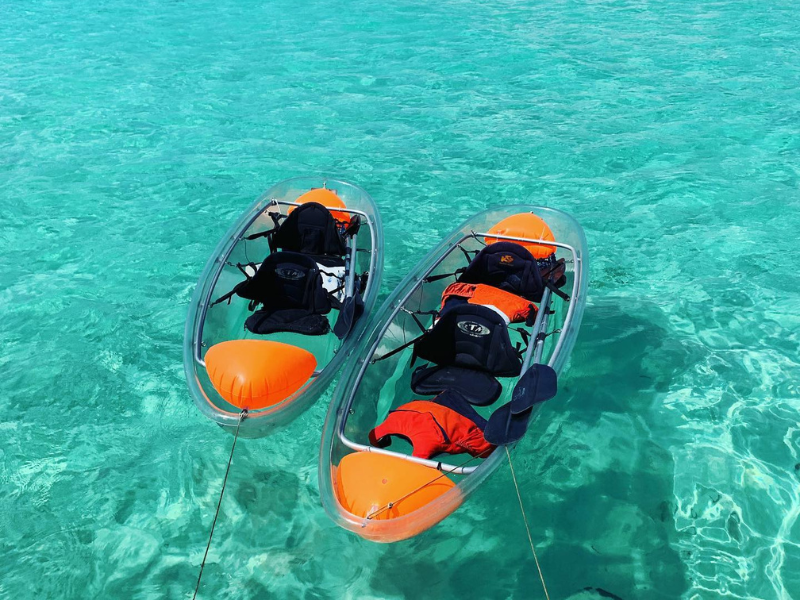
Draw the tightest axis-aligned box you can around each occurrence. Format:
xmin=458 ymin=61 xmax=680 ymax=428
xmin=318 ymin=204 xmax=588 ymax=542
xmin=183 ymin=177 xmax=384 ymax=437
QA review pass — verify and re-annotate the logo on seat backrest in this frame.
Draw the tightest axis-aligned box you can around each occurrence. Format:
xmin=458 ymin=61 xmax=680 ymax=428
xmin=276 ymin=267 xmax=305 ymax=281
xmin=457 ymin=320 xmax=490 ymax=337
xmin=499 ymin=254 xmax=514 ymax=264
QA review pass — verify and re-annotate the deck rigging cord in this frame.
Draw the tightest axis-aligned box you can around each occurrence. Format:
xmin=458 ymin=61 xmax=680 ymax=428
xmin=362 ymin=450 xmax=490 ymax=522
xmin=506 ymin=446 xmax=550 ymax=600
xmin=192 ymin=409 xmax=247 ymax=600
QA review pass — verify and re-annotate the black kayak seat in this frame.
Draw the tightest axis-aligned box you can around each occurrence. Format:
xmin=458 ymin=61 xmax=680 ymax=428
xmin=245 ymin=309 xmax=330 ymax=336
xmin=412 ymin=304 xmax=521 ymax=406
xmin=212 ymin=202 xmax=353 ymax=337
xmin=410 ymin=364 xmax=502 ymax=407
xmin=414 ymin=303 xmax=521 ymax=377
xmin=459 ymin=241 xmax=545 ymax=302
xmin=271 ymin=202 xmax=347 ymax=257
xmin=230 ymin=251 xmax=333 ymax=336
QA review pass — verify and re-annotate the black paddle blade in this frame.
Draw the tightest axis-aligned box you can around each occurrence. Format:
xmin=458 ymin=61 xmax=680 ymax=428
xmin=484 ymin=403 xmax=526 ymax=445
xmin=510 ymin=364 xmax=557 ymax=414
xmin=484 ymin=365 xmax=558 ymax=445
xmin=333 ymin=289 xmax=364 ymax=339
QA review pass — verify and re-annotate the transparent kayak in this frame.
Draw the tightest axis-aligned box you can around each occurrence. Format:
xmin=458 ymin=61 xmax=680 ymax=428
xmin=319 ymin=205 xmax=587 ymax=542
xmin=184 ymin=178 xmax=383 ymax=437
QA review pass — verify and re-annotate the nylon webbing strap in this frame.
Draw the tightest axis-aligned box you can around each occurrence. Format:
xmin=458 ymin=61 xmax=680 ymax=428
xmin=545 ymin=280 xmax=570 ymax=301
xmin=424 ymin=268 xmax=465 ymax=283
xmin=246 ymin=211 xmax=282 ymax=241
xmin=210 ymin=288 xmax=237 ymax=307
xmin=371 ymin=331 xmax=427 ymax=363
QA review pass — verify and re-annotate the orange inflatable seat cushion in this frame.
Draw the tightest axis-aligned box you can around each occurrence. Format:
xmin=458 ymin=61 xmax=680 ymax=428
xmin=292 ymin=188 xmax=351 ymax=224
xmin=205 ymin=340 xmax=316 ymax=410
xmin=335 ymin=452 xmax=456 ymax=520
xmin=485 ymin=212 xmax=556 ymax=259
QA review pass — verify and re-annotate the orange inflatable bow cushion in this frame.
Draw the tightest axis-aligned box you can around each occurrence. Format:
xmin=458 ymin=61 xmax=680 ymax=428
xmin=292 ymin=188 xmax=351 ymax=224
xmin=205 ymin=340 xmax=316 ymax=410
xmin=485 ymin=212 xmax=556 ymax=259
xmin=441 ymin=282 xmax=536 ymax=323
xmin=335 ymin=452 xmax=456 ymax=520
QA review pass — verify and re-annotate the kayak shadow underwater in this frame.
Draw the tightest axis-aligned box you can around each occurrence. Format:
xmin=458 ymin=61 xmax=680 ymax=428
xmin=361 ymin=296 xmax=698 ymax=600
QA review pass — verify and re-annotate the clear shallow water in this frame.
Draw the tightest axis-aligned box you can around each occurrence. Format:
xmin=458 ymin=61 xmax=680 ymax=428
xmin=1 ymin=0 xmax=799 ymax=597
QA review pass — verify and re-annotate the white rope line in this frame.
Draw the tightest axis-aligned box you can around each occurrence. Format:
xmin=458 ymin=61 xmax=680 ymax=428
xmin=506 ymin=446 xmax=550 ymax=600
xmin=193 ymin=410 xmax=247 ymax=600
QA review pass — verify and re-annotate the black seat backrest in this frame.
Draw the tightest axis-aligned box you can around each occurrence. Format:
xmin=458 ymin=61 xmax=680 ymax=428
xmin=459 ymin=242 xmax=545 ymax=302
xmin=414 ymin=304 xmax=521 ymax=377
xmin=271 ymin=202 xmax=346 ymax=257
xmin=234 ymin=251 xmax=331 ymax=314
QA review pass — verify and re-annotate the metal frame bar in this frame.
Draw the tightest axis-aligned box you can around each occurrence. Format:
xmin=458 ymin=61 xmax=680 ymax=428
xmin=344 ymin=233 xmax=358 ymax=299
xmin=334 ymin=440 xmax=478 ymax=475
xmin=337 ymin=231 xmax=583 ymax=474
xmin=193 ymin=199 xmax=379 ymax=367
xmin=521 ymin=286 xmax=552 ymax=374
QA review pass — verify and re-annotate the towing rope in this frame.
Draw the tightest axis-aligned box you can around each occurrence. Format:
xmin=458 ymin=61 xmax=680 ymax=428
xmin=506 ymin=446 xmax=550 ymax=600
xmin=192 ymin=409 xmax=247 ymax=600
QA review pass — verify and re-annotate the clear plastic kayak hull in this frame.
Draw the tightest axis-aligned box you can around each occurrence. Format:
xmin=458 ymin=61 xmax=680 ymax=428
xmin=184 ymin=177 xmax=383 ymax=437
xmin=319 ymin=205 xmax=587 ymax=542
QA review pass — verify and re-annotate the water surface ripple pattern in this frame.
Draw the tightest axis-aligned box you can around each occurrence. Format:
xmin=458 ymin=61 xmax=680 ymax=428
xmin=1 ymin=0 xmax=799 ymax=598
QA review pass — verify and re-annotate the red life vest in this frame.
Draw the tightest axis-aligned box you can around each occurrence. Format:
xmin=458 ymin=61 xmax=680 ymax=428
xmin=441 ymin=282 xmax=536 ymax=324
xmin=369 ymin=396 xmax=495 ymax=459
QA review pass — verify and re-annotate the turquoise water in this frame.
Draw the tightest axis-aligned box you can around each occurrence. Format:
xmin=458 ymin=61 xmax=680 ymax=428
xmin=1 ymin=0 xmax=799 ymax=597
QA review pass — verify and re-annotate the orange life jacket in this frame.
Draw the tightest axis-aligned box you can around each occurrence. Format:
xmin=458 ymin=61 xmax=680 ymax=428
xmin=369 ymin=397 xmax=495 ymax=459
xmin=441 ymin=282 xmax=536 ymax=324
